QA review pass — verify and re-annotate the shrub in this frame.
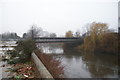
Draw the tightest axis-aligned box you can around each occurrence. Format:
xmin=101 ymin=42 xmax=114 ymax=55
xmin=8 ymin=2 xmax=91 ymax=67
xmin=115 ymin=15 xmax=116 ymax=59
xmin=6 ymin=39 xmax=37 ymax=64
xmin=16 ymin=40 xmax=36 ymax=61
xmin=34 ymin=49 xmax=64 ymax=78
xmin=8 ymin=58 xmax=21 ymax=64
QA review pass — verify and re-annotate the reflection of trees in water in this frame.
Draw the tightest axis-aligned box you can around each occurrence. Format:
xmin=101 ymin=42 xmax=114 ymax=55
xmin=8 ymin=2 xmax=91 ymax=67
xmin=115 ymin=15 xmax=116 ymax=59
xmin=88 ymin=63 xmax=115 ymax=78
xmin=36 ymin=43 xmax=63 ymax=53
xmin=36 ymin=43 xmax=118 ymax=77
xmin=64 ymin=47 xmax=81 ymax=55
xmin=37 ymin=43 xmax=63 ymax=48
xmin=82 ymin=52 xmax=118 ymax=78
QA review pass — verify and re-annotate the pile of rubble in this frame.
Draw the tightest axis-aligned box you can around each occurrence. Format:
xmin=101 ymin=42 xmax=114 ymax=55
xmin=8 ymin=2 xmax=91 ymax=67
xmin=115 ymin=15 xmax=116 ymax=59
xmin=6 ymin=62 xmax=40 ymax=79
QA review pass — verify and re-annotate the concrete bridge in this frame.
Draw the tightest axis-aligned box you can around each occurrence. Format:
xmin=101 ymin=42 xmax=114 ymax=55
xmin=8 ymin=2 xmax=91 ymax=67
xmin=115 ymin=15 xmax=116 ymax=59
xmin=34 ymin=37 xmax=83 ymax=43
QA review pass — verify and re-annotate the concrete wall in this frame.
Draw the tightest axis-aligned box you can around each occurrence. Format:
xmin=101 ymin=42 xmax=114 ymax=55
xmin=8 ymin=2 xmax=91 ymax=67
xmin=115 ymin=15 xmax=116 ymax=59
xmin=32 ymin=52 xmax=54 ymax=79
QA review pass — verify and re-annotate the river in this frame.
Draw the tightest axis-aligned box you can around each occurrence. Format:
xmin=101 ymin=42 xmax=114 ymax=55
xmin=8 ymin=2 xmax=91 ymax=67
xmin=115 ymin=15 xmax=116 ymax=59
xmin=37 ymin=43 xmax=119 ymax=78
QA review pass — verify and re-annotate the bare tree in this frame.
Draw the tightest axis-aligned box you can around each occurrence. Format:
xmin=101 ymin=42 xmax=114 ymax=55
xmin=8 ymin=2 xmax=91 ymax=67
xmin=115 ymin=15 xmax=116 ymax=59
xmin=1 ymin=32 xmax=20 ymax=40
xmin=26 ymin=25 xmax=43 ymax=39
xmin=74 ymin=30 xmax=81 ymax=37
xmin=82 ymin=23 xmax=91 ymax=37
xmin=49 ymin=33 xmax=57 ymax=37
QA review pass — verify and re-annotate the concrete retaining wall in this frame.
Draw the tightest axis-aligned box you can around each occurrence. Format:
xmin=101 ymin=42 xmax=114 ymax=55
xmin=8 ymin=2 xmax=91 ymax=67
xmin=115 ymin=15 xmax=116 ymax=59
xmin=32 ymin=52 xmax=54 ymax=79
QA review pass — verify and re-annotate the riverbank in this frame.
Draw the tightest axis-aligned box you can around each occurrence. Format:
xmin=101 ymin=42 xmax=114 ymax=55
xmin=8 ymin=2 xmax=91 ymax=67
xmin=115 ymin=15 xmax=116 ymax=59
xmin=0 ymin=60 xmax=41 ymax=79
xmin=0 ymin=54 xmax=41 ymax=79
xmin=34 ymin=49 xmax=64 ymax=78
xmin=8 ymin=61 xmax=41 ymax=79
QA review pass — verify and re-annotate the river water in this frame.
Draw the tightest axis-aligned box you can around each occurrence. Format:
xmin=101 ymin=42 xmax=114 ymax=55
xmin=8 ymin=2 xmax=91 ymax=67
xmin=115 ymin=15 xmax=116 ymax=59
xmin=0 ymin=41 xmax=118 ymax=78
xmin=37 ymin=43 xmax=119 ymax=78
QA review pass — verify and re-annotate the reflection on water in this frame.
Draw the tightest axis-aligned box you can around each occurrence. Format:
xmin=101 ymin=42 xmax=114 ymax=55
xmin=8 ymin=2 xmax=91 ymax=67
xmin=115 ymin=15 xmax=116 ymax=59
xmin=37 ymin=43 xmax=118 ymax=78
xmin=37 ymin=43 xmax=64 ymax=54
xmin=81 ymin=52 xmax=118 ymax=78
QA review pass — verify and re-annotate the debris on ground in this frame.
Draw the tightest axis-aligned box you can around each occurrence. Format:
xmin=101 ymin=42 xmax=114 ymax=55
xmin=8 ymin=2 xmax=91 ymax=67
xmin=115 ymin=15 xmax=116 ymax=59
xmin=6 ymin=61 xmax=40 ymax=79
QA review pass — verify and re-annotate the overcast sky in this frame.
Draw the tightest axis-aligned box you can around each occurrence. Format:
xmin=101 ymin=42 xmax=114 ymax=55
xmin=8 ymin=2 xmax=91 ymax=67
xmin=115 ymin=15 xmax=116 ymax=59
xmin=0 ymin=0 xmax=119 ymax=37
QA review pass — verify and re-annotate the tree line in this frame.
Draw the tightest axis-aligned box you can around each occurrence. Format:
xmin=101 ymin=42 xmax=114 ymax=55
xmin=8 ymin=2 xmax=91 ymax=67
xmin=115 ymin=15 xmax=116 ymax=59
xmin=1 ymin=23 xmax=119 ymax=55
xmin=0 ymin=25 xmax=57 ymax=40
xmin=0 ymin=32 xmax=21 ymax=40
xmin=77 ymin=22 xmax=119 ymax=55
xmin=64 ymin=22 xmax=119 ymax=55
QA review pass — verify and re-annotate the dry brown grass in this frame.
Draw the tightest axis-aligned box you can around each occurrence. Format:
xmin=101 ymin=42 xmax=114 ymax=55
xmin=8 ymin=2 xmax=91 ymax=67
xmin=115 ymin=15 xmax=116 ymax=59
xmin=34 ymin=49 xmax=64 ymax=78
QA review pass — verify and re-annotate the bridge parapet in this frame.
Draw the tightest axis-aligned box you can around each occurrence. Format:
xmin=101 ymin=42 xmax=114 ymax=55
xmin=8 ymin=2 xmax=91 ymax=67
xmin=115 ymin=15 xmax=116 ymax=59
xmin=34 ymin=37 xmax=82 ymax=43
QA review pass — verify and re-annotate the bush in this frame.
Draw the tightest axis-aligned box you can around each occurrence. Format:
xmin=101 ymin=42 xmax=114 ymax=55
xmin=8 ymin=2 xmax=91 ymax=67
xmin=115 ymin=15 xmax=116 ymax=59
xmin=16 ymin=40 xmax=36 ymax=61
xmin=5 ymin=50 xmax=19 ymax=59
xmin=34 ymin=49 xmax=64 ymax=78
xmin=6 ymin=39 xmax=37 ymax=64
xmin=8 ymin=58 xmax=21 ymax=64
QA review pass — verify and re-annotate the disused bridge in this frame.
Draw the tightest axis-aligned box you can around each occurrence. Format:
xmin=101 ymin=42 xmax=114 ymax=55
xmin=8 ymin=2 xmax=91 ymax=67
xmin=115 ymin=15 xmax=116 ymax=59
xmin=34 ymin=37 xmax=83 ymax=43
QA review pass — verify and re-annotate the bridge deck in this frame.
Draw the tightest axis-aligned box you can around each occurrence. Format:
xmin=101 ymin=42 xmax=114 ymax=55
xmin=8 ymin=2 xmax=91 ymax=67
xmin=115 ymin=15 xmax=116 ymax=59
xmin=34 ymin=37 xmax=82 ymax=43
